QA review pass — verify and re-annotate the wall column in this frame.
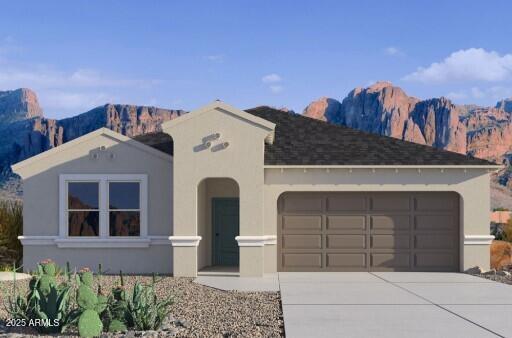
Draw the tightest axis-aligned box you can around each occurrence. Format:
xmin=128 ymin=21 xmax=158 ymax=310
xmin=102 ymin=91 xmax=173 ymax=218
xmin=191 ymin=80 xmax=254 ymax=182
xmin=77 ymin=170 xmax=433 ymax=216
xmin=169 ymin=236 xmax=201 ymax=277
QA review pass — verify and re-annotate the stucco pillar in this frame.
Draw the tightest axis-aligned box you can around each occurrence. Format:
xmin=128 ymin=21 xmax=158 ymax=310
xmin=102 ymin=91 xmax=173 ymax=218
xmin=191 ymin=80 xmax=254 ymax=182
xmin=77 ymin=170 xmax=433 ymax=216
xmin=239 ymin=245 xmax=264 ymax=277
xmin=169 ymin=236 xmax=201 ymax=277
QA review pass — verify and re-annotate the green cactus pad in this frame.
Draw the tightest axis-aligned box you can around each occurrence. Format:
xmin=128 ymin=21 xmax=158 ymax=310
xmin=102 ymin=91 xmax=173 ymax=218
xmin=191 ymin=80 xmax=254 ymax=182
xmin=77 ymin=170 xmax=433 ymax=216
xmin=80 ymin=271 xmax=94 ymax=287
xmin=108 ymin=319 xmax=127 ymax=333
xmin=42 ymin=262 xmax=57 ymax=276
xmin=78 ymin=309 xmax=103 ymax=337
xmin=77 ymin=285 xmax=98 ymax=310
xmin=38 ymin=275 xmax=54 ymax=296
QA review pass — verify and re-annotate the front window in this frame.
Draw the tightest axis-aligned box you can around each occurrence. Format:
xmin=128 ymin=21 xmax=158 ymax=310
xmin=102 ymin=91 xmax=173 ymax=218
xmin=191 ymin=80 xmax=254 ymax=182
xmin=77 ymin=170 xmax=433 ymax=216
xmin=68 ymin=182 xmax=100 ymax=236
xmin=109 ymin=182 xmax=140 ymax=236
xmin=60 ymin=175 xmax=147 ymax=238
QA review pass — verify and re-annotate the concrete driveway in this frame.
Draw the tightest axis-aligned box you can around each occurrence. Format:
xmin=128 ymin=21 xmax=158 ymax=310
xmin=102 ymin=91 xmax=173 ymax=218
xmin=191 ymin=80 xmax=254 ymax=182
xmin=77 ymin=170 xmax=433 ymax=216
xmin=279 ymin=272 xmax=512 ymax=338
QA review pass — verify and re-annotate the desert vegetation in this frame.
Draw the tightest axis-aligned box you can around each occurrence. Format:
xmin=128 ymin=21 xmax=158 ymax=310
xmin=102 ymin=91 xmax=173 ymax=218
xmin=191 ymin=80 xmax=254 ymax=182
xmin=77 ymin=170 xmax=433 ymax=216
xmin=3 ymin=260 xmax=174 ymax=337
xmin=0 ymin=200 xmax=22 ymax=270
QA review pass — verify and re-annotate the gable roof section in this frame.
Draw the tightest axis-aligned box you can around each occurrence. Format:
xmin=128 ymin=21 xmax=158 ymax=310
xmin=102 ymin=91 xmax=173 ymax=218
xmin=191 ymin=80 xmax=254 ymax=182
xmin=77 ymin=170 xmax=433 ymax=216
xmin=245 ymin=106 xmax=499 ymax=167
xmin=12 ymin=128 xmax=172 ymax=178
xmin=161 ymin=101 xmax=276 ymax=143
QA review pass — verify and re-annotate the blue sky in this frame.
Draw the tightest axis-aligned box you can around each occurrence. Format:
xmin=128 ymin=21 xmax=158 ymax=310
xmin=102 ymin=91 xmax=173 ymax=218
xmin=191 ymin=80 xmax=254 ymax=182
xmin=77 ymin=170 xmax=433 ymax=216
xmin=0 ymin=1 xmax=511 ymax=118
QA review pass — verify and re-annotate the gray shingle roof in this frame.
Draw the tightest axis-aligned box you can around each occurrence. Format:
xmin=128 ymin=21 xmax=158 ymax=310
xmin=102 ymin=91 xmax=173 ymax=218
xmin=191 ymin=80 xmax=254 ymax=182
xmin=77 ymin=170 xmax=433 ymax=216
xmin=134 ymin=106 xmax=496 ymax=166
xmin=245 ymin=106 xmax=496 ymax=166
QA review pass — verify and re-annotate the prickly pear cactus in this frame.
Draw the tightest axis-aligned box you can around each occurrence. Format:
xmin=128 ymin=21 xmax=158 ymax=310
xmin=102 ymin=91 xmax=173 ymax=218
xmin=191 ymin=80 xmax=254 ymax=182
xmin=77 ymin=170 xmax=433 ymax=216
xmin=36 ymin=259 xmax=57 ymax=296
xmin=76 ymin=268 xmax=106 ymax=337
xmin=78 ymin=309 xmax=103 ymax=337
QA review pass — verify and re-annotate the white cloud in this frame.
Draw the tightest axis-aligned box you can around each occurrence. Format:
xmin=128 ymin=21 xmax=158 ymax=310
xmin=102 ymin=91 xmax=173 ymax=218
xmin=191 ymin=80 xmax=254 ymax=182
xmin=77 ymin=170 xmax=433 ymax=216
xmin=404 ymin=48 xmax=512 ymax=83
xmin=446 ymin=91 xmax=468 ymax=101
xmin=261 ymin=73 xmax=284 ymax=94
xmin=262 ymin=73 xmax=282 ymax=83
xmin=204 ymin=54 xmax=224 ymax=62
xmin=0 ymin=62 xmax=157 ymax=89
xmin=0 ymin=47 xmax=159 ymax=114
xmin=471 ymin=87 xmax=485 ymax=99
xmin=41 ymin=91 xmax=115 ymax=111
xmin=269 ymin=85 xmax=283 ymax=93
xmin=446 ymin=86 xmax=512 ymax=102
xmin=384 ymin=47 xmax=403 ymax=56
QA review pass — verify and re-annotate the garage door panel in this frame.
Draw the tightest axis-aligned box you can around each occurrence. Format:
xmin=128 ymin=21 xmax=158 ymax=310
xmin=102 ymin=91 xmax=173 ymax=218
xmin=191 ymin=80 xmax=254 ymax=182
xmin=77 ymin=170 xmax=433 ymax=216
xmin=371 ymin=195 xmax=410 ymax=211
xmin=326 ymin=195 xmax=366 ymax=211
xmin=282 ymin=253 xmax=322 ymax=268
xmin=371 ymin=253 xmax=410 ymax=269
xmin=278 ymin=192 xmax=459 ymax=272
xmin=371 ymin=215 xmax=410 ymax=231
xmin=415 ymin=215 xmax=455 ymax=231
xmin=283 ymin=196 xmax=323 ymax=212
xmin=415 ymin=234 xmax=457 ymax=250
xmin=327 ymin=215 xmax=366 ymax=230
xmin=326 ymin=235 xmax=366 ymax=249
xmin=282 ymin=234 xmax=322 ymax=249
xmin=326 ymin=253 xmax=366 ymax=268
xmin=371 ymin=234 xmax=410 ymax=249
xmin=282 ymin=215 xmax=322 ymax=230
xmin=415 ymin=194 xmax=457 ymax=211
xmin=415 ymin=253 xmax=457 ymax=269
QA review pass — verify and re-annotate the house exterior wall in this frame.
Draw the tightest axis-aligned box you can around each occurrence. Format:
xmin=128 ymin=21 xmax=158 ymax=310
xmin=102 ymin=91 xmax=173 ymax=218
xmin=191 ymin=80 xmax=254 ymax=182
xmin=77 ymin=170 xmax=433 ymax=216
xmin=163 ymin=106 xmax=272 ymax=277
xmin=263 ymin=167 xmax=493 ymax=272
xmin=18 ymin=133 xmax=173 ymax=274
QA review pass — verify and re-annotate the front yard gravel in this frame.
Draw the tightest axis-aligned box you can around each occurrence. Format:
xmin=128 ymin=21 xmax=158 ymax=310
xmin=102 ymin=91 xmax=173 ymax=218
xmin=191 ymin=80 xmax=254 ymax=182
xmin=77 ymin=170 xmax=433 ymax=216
xmin=0 ymin=275 xmax=284 ymax=337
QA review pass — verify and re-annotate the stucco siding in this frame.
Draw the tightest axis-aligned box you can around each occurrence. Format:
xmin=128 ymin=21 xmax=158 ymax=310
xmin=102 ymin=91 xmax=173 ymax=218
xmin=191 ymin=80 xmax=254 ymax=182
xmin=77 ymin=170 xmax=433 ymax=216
xmin=163 ymin=105 xmax=271 ymax=276
xmin=24 ymin=245 xmax=172 ymax=274
xmin=19 ymin=132 xmax=173 ymax=273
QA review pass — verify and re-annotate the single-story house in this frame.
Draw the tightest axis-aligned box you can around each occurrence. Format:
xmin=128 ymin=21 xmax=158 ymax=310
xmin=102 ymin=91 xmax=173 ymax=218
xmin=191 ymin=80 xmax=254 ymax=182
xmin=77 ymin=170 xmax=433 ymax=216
xmin=12 ymin=101 xmax=500 ymax=277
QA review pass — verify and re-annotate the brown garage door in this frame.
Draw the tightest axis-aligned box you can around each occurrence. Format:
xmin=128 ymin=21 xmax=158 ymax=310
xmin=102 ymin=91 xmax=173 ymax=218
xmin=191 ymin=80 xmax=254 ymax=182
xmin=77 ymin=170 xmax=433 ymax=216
xmin=278 ymin=192 xmax=459 ymax=272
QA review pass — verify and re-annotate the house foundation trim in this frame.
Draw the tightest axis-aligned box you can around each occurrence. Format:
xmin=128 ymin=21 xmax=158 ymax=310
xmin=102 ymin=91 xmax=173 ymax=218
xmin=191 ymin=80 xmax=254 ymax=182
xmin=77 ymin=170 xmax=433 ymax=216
xmin=236 ymin=235 xmax=277 ymax=247
xmin=169 ymin=236 xmax=202 ymax=247
xmin=464 ymin=235 xmax=495 ymax=245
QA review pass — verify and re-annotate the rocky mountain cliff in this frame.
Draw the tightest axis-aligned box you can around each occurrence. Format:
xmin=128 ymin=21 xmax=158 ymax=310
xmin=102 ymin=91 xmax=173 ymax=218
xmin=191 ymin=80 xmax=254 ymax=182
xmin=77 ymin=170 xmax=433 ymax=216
xmin=304 ymin=82 xmax=512 ymax=208
xmin=3 ymin=85 xmax=512 ymax=209
xmin=0 ymin=89 xmax=184 ymax=199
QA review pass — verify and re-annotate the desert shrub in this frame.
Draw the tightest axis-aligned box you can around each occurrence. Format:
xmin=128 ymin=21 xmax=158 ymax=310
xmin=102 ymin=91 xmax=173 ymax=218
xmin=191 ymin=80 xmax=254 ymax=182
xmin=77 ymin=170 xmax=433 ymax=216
xmin=501 ymin=219 xmax=512 ymax=242
xmin=127 ymin=278 xmax=174 ymax=331
xmin=5 ymin=259 xmax=73 ymax=334
xmin=0 ymin=200 xmax=23 ymax=267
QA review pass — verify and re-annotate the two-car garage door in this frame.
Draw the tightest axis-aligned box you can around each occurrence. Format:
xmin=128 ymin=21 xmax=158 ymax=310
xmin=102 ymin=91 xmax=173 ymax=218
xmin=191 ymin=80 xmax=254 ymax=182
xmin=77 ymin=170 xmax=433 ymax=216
xmin=278 ymin=192 xmax=460 ymax=272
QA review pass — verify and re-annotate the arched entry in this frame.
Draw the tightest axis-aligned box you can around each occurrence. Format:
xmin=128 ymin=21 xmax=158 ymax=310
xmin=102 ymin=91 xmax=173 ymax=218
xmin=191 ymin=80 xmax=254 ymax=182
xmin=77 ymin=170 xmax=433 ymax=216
xmin=197 ymin=178 xmax=240 ymax=272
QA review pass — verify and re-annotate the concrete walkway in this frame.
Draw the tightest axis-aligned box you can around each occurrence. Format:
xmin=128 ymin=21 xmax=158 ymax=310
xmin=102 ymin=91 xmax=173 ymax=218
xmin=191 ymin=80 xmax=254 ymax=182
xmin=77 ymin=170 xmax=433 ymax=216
xmin=280 ymin=272 xmax=511 ymax=338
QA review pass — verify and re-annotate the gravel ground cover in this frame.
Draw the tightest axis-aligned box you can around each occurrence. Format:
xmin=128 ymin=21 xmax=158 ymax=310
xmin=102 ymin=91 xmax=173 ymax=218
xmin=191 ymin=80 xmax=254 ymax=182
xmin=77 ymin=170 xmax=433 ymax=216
xmin=0 ymin=275 xmax=284 ymax=337
xmin=472 ymin=272 xmax=512 ymax=285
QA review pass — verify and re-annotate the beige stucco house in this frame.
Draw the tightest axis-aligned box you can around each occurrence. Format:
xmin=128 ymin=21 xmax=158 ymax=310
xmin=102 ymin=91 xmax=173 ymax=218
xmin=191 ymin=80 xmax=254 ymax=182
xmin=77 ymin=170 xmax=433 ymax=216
xmin=12 ymin=101 xmax=500 ymax=277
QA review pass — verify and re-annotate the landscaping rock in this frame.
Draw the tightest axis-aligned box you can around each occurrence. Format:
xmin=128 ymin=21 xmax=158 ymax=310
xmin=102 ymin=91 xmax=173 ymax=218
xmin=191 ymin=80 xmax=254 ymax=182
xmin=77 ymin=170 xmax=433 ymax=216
xmin=497 ymin=270 xmax=511 ymax=277
xmin=0 ymin=276 xmax=284 ymax=337
xmin=464 ymin=266 xmax=483 ymax=274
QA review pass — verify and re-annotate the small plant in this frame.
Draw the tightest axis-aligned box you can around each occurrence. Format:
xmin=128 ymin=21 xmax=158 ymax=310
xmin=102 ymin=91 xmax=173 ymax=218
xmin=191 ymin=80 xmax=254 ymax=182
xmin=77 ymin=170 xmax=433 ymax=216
xmin=126 ymin=277 xmax=173 ymax=331
xmin=74 ymin=267 xmax=107 ymax=337
xmin=105 ymin=271 xmax=130 ymax=332
xmin=0 ymin=200 xmax=23 ymax=266
xmin=6 ymin=259 xmax=72 ymax=334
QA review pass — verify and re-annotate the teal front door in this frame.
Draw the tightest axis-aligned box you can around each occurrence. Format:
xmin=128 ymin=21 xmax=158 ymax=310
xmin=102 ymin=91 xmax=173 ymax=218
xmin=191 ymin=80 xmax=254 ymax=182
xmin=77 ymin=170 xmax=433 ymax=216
xmin=213 ymin=198 xmax=240 ymax=266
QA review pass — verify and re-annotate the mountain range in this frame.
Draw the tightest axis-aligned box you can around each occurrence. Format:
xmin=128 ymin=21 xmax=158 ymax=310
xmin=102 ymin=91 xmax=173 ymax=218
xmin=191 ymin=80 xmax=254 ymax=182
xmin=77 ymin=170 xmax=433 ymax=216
xmin=303 ymin=81 xmax=512 ymax=208
xmin=0 ymin=84 xmax=511 ymax=209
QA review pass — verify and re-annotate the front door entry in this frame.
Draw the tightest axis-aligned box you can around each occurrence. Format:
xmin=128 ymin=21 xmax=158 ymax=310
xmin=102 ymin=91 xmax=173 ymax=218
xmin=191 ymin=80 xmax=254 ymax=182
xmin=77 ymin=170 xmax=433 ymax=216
xmin=213 ymin=198 xmax=240 ymax=266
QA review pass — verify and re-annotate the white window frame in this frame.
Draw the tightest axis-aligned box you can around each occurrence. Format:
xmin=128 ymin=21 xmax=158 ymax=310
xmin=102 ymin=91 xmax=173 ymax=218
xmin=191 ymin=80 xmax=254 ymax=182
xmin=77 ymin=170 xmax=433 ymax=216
xmin=59 ymin=174 xmax=148 ymax=240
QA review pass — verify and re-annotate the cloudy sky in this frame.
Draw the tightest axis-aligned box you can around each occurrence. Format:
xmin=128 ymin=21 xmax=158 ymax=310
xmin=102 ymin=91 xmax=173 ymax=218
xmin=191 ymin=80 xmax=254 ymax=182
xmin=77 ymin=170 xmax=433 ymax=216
xmin=0 ymin=1 xmax=511 ymax=118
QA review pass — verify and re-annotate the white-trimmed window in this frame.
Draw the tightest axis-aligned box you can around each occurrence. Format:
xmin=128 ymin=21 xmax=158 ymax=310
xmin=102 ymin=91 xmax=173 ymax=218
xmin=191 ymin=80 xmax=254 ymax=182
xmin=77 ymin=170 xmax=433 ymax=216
xmin=59 ymin=174 xmax=148 ymax=239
